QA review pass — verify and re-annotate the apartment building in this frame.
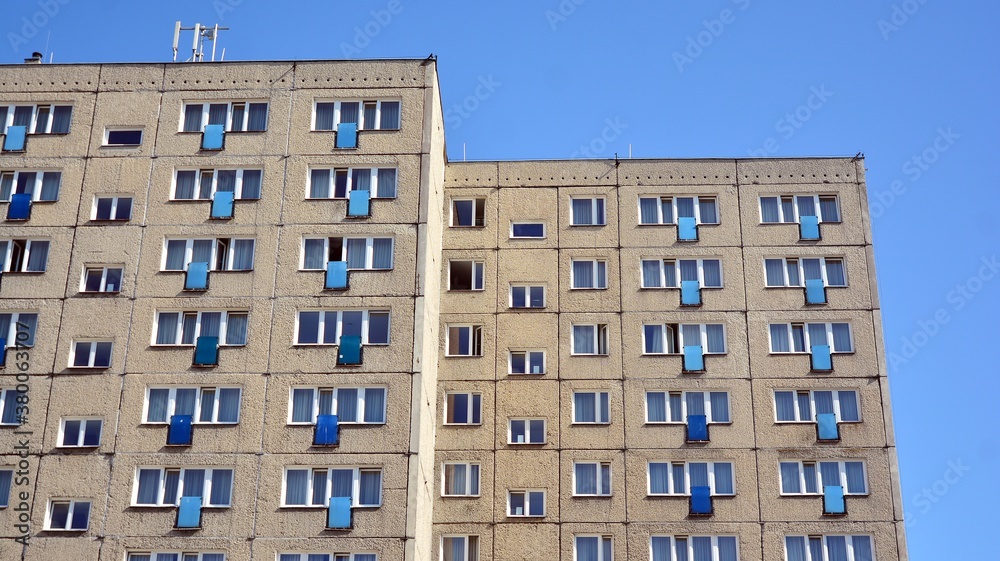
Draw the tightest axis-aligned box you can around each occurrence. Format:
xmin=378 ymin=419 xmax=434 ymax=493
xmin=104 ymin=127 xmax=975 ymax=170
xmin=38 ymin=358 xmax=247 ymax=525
xmin=0 ymin=58 xmax=906 ymax=561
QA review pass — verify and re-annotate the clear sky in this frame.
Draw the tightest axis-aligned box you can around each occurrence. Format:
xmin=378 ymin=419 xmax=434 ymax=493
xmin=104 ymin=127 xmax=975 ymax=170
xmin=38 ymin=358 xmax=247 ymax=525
xmin=4 ymin=0 xmax=998 ymax=557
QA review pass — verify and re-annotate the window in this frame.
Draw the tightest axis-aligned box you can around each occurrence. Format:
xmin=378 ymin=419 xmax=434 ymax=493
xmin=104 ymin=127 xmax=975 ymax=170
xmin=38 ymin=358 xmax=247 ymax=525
xmin=639 ymin=195 xmax=719 ymax=225
xmin=571 ymin=259 xmax=607 ymax=289
xmin=575 ymin=536 xmax=613 ymax=561
xmin=295 ymin=310 xmax=390 ymax=345
xmin=508 ymin=419 xmax=545 ymax=444
xmin=510 ymin=285 xmax=545 ymax=309
xmin=573 ymin=391 xmax=610 ymax=424
xmin=641 ymin=258 xmax=723 ymax=288
xmin=144 ymin=387 xmax=242 ymax=424
xmin=154 ymin=310 xmax=249 ymax=346
xmin=449 ymin=260 xmax=484 ymax=291
xmin=0 ymin=468 xmax=12 ymax=507
xmin=441 ymin=536 xmax=478 ymax=561
xmin=784 ymin=535 xmax=873 ymax=561
xmin=181 ymin=101 xmax=268 ymax=132
xmin=510 ymin=222 xmax=545 ymax=238
xmin=0 ymin=239 xmax=49 ymax=272
xmin=768 ymin=322 xmax=853 ymax=353
xmin=162 ymin=238 xmax=255 ymax=272
xmin=92 ymin=196 xmax=133 ymax=220
xmin=442 ymin=463 xmax=480 ymax=497
xmin=69 ymin=340 xmax=113 ymax=368
xmin=301 ymin=237 xmax=393 ymax=270
xmin=313 ymin=100 xmax=400 ymax=131
xmin=508 ymin=490 xmax=545 ymax=517
xmin=764 ymin=257 xmax=847 ymax=287
xmin=278 ymin=555 xmax=377 ymax=561
xmin=0 ymin=312 xmax=38 ymax=347
xmin=646 ymin=391 xmax=730 ymax=424
xmin=779 ymin=461 xmax=867 ymax=495
xmin=133 ymin=467 xmax=234 ymax=507
xmin=173 ymin=169 xmax=262 ymax=200
xmin=573 ymin=462 xmax=612 ymax=496
xmin=450 ymin=198 xmax=485 ymax=227
xmin=288 ymin=387 xmax=386 ymax=424
xmin=128 ymin=552 xmax=227 ymax=561
xmin=81 ymin=266 xmax=123 ymax=293
xmin=103 ymin=128 xmax=143 ymax=146
xmin=0 ymin=103 xmax=72 ymax=134
xmin=1 ymin=170 xmax=61 ymax=201
xmin=445 ymin=393 xmax=482 ymax=425
xmin=570 ymin=197 xmax=606 ymax=226
xmin=1 ymin=388 xmax=24 ymax=425
xmin=45 ymin=499 xmax=90 ymax=531
xmin=282 ymin=467 xmax=382 ymax=507
xmin=308 ymin=167 xmax=398 ymax=199
xmin=650 ymin=535 xmax=739 ymax=561
xmin=774 ymin=390 xmax=860 ymax=423
xmin=759 ymin=195 xmax=841 ymax=224
xmin=643 ymin=323 xmax=727 ymax=354
xmin=509 ymin=350 xmax=545 ymax=374
xmin=446 ymin=325 xmax=483 ymax=357
xmin=647 ymin=461 xmax=735 ymax=496
xmin=571 ymin=324 xmax=609 ymax=355
xmin=59 ymin=418 xmax=103 ymax=447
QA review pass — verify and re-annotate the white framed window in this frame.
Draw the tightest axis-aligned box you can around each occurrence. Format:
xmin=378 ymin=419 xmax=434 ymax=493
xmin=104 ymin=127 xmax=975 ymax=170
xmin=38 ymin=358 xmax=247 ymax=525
xmin=441 ymin=536 xmax=478 ymax=561
xmin=128 ymin=553 xmax=226 ymax=561
xmin=132 ymin=467 xmax=234 ymax=507
xmin=92 ymin=195 xmax=132 ymax=220
xmin=0 ymin=468 xmax=11 ymax=507
xmin=143 ymin=386 xmax=242 ymax=425
xmin=639 ymin=195 xmax=719 ymax=225
xmin=571 ymin=324 xmax=609 ymax=355
xmin=0 ymin=311 xmax=38 ymax=347
xmin=307 ymin=167 xmax=398 ymax=199
xmin=759 ymin=195 xmax=841 ymax=224
xmin=764 ymin=257 xmax=847 ymax=287
xmin=645 ymin=391 xmax=730 ymax=424
xmin=153 ymin=310 xmax=249 ymax=346
xmin=1 ymin=388 xmax=24 ymax=425
xmin=650 ymin=535 xmax=739 ymax=561
xmin=444 ymin=392 xmax=482 ymax=425
xmin=282 ymin=466 xmax=382 ymax=507
xmin=162 ymin=238 xmax=255 ymax=272
xmin=0 ymin=239 xmax=49 ymax=273
xmin=288 ymin=386 xmax=387 ymax=425
xmin=510 ymin=222 xmax=545 ymax=239
xmin=450 ymin=198 xmax=485 ymax=227
xmin=572 ymin=391 xmax=610 ymax=424
xmin=69 ymin=340 xmax=113 ymax=368
xmin=641 ymin=258 xmax=723 ymax=288
xmin=507 ymin=489 xmax=545 ymax=517
xmin=774 ymin=389 xmax=860 ymax=423
xmin=294 ymin=309 xmax=390 ymax=345
xmin=509 ymin=350 xmax=545 ymax=374
xmin=768 ymin=322 xmax=853 ymax=353
xmin=643 ymin=323 xmax=727 ymax=354
xmin=647 ymin=461 xmax=735 ymax=496
xmin=0 ymin=103 xmax=72 ymax=134
xmin=103 ymin=127 xmax=143 ymax=146
xmin=570 ymin=197 xmax=606 ymax=226
xmin=442 ymin=463 xmax=480 ymax=497
xmin=784 ymin=535 xmax=873 ymax=561
xmin=45 ymin=499 xmax=90 ymax=531
xmin=81 ymin=265 xmax=123 ymax=293
xmin=446 ymin=325 xmax=483 ymax=357
xmin=779 ymin=460 xmax=867 ymax=495
xmin=570 ymin=259 xmax=607 ymax=289
xmin=58 ymin=418 xmax=102 ymax=447
xmin=278 ymin=554 xmax=377 ymax=561
xmin=448 ymin=260 xmax=484 ymax=291
xmin=0 ymin=170 xmax=60 ymax=202
xmin=573 ymin=461 xmax=612 ymax=496
xmin=301 ymin=236 xmax=393 ymax=271
xmin=172 ymin=169 xmax=262 ymax=201
xmin=575 ymin=535 xmax=613 ymax=561
xmin=509 ymin=285 xmax=545 ymax=309
xmin=313 ymin=99 xmax=401 ymax=131
xmin=181 ymin=101 xmax=268 ymax=132
xmin=508 ymin=418 xmax=545 ymax=444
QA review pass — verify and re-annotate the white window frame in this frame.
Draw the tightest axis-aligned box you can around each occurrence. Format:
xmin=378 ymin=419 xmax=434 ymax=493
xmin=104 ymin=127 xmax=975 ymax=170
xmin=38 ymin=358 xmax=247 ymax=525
xmin=171 ymin=168 xmax=263 ymax=201
xmin=102 ymin=127 xmax=143 ymax=147
xmin=152 ymin=310 xmax=249 ymax=346
xmin=300 ymin=236 xmax=394 ymax=271
xmin=142 ymin=386 xmax=243 ymax=425
xmin=758 ymin=194 xmax=842 ymax=224
xmin=773 ymin=389 xmax=861 ymax=423
xmin=448 ymin=260 xmax=485 ymax=291
xmin=128 ymin=553 xmax=227 ymax=561
xmin=444 ymin=392 xmax=482 ymax=425
xmin=445 ymin=324 xmax=483 ymax=357
xmin=294 ymin=309 xmax=390 ymax=346
xmin=572 ymin=391 xmax=610 ymax=424
xmin=509 ymin=284 xmax=545 ymax=309
xmin=449 ymin=198 xmax=486 ymax=227
xmin=0 ymin=170 xmax=62 ymax=202
xmin=509 ymin=221 xmax=546 ymax=239
xmin=441 ymin=462 xmax=481 ymax=497
xmin=1 ymin=103 xmax=72 ymax=134
xmin=574 ymin=535 xmax=613 ymax=561
xmin=783 ymin=535 xmax=874 ymax=561
xmin=441 ymin=537 xmax=478 ymax=561
xmin=277 ymin=554 xmax=378 ymax=561
xmin=640 ymin=258 xmax=724 ymax=288
xmin=0 ymin=239 xmax=49 ymax=273
xmin=779 ymin=460 xmax=869 ymax=496
xmin=312 ymin=99 xmax=401 ymax=131
xmin=286 ymin=386 xmax=387 ymax=425
xmin=508 ymin=418 xmax=546 ymax=445
xmin=570 ymin=197 xmax=606 ymax=226
xmin=571 ymin=323 xmax=609 ymax=356
xmin=508 ymin=349 xmax=545 ymax=374
xmin=507 ymin=489 xmax=545 ymax=517
xmin=306 ymin=167 xmax=398 ymax=199
xmin=1 ymin=388 xmax=24 ymax=426
xmin=649 ymin=535 xmax=741 ymax=561
xmin=642 ymin=323 xmax=727 ymax=355
xmin=57 ymin=417 xmax=103 ymax=448
xmin=44 ymin=499 xmax=91 ymax=531
xmin=638 ymin=195 xmax=719 ymax=225
xmin=68 ymin=339 xmax=113 ymax=368
xmin=764 ymin=257 xmax=847 ymax=287
xmin=131 ymin=467 xmax=234 ymax=507
xmin=644 ymin=391 xmax=731 ymax=424
xmin=281 ymin=466 xmax=383 ymax=508
xmin=570 ymin=259 xmax=608 ymax=289
xmin=572 ymin=461 xmax=612 ymax=497
xmin=91 ymin=195 xmax=132 ymax=220
xmin=80 ymin=265 xmax=124 ymax=293
xmin=161 ymin=237 xmax=256 ymax=272
xmin=768 ymin=322 xmax=854 ymax=354
xmin=180 ymin=100 xmax=268 ymax=132
xmin=646 ymin=461 xmax=736 ymax=496
xmin=1 ymin=311 xmax=38 ymax=347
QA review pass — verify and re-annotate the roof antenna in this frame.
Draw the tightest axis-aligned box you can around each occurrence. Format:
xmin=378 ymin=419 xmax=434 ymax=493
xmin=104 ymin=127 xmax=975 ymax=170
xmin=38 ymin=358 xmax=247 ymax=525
xmin=173 ymin=21 xmax=230 ymax=62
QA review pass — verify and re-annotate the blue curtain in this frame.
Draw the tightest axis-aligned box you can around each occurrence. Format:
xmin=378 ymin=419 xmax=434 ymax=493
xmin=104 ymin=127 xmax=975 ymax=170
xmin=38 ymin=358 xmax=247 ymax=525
xmin=364 ymin=388 xmax=386 ymax=423
xmin=770 ymin=324 xmax=790 ymax=352
xmin=679 ymin=260 xmax=699 ymax=283
xmin=284 ymin=469 xmax=308 ymax=505
xmin=146 ymin=389 xmax=169 ymax=422
xmin=51 ymin=106 xmax=72 ymax=133
xmin=644 ymin=325 xmax=663 ymax=354
xmin=808 ymin=538 xmax=825 ymax=561
xmin=826 ymin=259 xmax=846 ymax=286
xmin=785 ymin=537 xmax=807 ymax=561
xmin=845 ymin=462 xmax=866 ymax=494
xmin=359 ymin=471 xmax=381 ymax=505
xmin=713 ymin=463 xmax=734 ymax=494
xmin=183 ymin=104 xmax=203 ymax=131
xmin=669 ymin=393 xmax=683 ymax=422
xmin=814 ymin=391 xmax=835 ymax=415
xmin=380 ymin=101 xmax=401 ymax=129
xmin=573 ymin=260 xmax=594 ymax=288
xmin=807 ymin=324 xmax=829 ymax=347
xmin=572 ymin=198 xmax=594 ymax=225
xmin=231 ymin=239 xmax=255 ymax=271
xmin=40 ymin=172 xmax=60 ymax=200
xmin=703 ymin=260 xmax=722 ymax=287
xmin=1 ymin=390 xmax=18 ymax=424
xmin=216 ymin=170 xmax=237 ymax=193
xmin=182 ymin=469 xmax=205 ymax=499
xmin=303 ymin=239 xmax=326 ymax=270
xmin=664 ymin=261 xmax=677 ymax=287
xmin=368 ymin=312 xmax=390 ymax=344
xmin=217 ymin=388 xmax=240 ymax=423
xmin=291 ymin=389 xmax=314 ymax=423
xmin=698 ymin=198 xmax=718 ymax=223
xmin=0 ymin=174 xmax=12 ymax=200
xmin=780 ymin=463 xmax=801 ymax=493
xmin=339 ymin=102 xmax=359 ymax=124
xmin=852 ymin=536 xmax=873 ymax=561
xmin=175 ymin=170 xmax=196 ymax=199
xmin=765 ymin=259 xmax=786 ymax=286
xmin=775 ymin=391 xmax=796 ymax=421
xmin=686 ymin=392 xmax=705 ymax=416
xmin=796 ymin=196 xmax=816 ymax=217
xmin=574 ymin=325 xmax=595 ymax=354
xmin=240 ymin=169 xmax=262 ymax=199
xmin=576 ymin=537 xmax=598 ymax=561
xmin=136 ymin=469 xmax=161 ymax=504
xmin=676 ymin=197 xmax=695 ymax=218
xmin=198 ymin=171 xmax=213 ymax=199
xmin=675 ymin=538 xmax=688 ymax=561
xmin=26 ymin=241 xmax=48 ymax=272
xmin=199 ymin=312 xmax=221 ymax=339
xmin=310 ymin=169 xmax=330 ymax=198
xmin=346 ymin=239 xmax=367 ymax=269
xmin=377 ymin=168 xmax=397 ymax=198
xmin=642 ymin=260 xmax=662 ymax=287
xmin=247 ymin=103 xmax=268 ymax=131
xmin=717 ymin=537 xmax=738 ymax=561
xmin=760 ymin=197 xmax=780 ymax=222
xmin=600 ymin=393 xmax=609 ymax=423
xmin=311 ymin=471 xmax=327 ymax=505
xmin=210 ymin=469 xmax=233 ymax=505
xmin=826 ymin=536 xmax=848 ymax=561
xmin=705 ymin=325 xmax=725 ymax=353
xmin=786 ymin=260 xmax=801 ymax=286
xmin=331 ymin=469 xmax=353 ymax=498
xmin=575 ymin=464 xmax=597 ymax=494
xmin=575 ymin=393 xmax=596 ymax=422
xmin=820 ymin=197 xmax=841 ymax=222
xmin=208 ymin=104 xmax=229 ymax=127
xmin=803 ymin=464 xmax=818 ymax=493
xmin=832 ymin=323 xmax=853 ymax=352
xmin=692 ymin=537 xmax=712 ymax=561
xmin=651 ymin=537 xmax=671 ymax=561
xmin=672 ymin=463 xmax=686 ymax=494
xmin=352 ymin=169 xmax=371 ymax=193
xmin=661 ymin=198 xmax=674 ymax=224
xmin=191 ymin=239 xmax=213 ymax=267
xmin=639 ymin=197 xmax=659 ymax=223
xmin=681 ymin=324 xmax=701 ymax=347
xmin=365 ymin=101 xmax=378 ymax=128
xmin=710 ymin=392 xmax=729 ymax=422
xmin=689 ymin=463 xmax=709 ymax=488
xmin=315 ymin=102 xmax=335 ymax=130
xmin=337 ymin=388 xmax=359 ymax=422
xmin=820 ymin=462 xmax=841 ymax=488
xmin=802 ymin=258 xmax=823 ymax=281
xmin=839 ymin=391 xmax=860 ymax=422
xmin=174 ymin=389 xmax=197 ymax=416
xmin=647 ymin=392 xmax=666 ymax=422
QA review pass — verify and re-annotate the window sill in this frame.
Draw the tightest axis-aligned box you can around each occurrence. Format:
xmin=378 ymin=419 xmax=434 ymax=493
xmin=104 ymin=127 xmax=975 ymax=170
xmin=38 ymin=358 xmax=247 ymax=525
xmin=569 ymin=223 xmax=607 ymax=228
xmin=571 ymin=422 xmax=611 ymax=426
xmin=56 ymin=445 xmax=101 ymax=450
xmin=88 ymin=219 xmax=131 ymax=223
xmin=444 ymin=355 xmax=484 ymax=359
xmin=569 ymin=354 xmax=610 ymax=357
xmin=78 ymin=291 xmax=121 ymax=295
xmin=508 ymin=307 xmax=547 ymax=311
xmin=571 ymin=494 xmax=613 ymax=498
xmin=508 ymin=372 xmax=547 ymax=376
xmin=0 ymin=271 xmax=45 ymax=275
xmin=507 ymin=442 xmax=546 ymax=446
xmin=449 ymin=225 xmax=486 ymax=229
xmin=100 ymin=144 xmax=142 ymax=149
xmin=66 ymin=366 xmax=111 ymax=370
xmin=441 ymin=495 xmax=481 ymax=499
xmin=568 ymin=287 xmax=609 ymax=291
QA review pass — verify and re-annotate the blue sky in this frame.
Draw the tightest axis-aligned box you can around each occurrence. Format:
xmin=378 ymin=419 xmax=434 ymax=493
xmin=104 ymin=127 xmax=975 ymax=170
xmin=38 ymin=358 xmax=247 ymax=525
xmin=5 ymin=0 xmax=998 ymax=557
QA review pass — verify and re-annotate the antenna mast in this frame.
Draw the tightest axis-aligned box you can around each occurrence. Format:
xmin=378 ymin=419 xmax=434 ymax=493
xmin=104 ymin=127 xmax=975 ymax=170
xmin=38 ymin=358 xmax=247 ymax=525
xmin=172 ymin=21 xmax=230 ymax=62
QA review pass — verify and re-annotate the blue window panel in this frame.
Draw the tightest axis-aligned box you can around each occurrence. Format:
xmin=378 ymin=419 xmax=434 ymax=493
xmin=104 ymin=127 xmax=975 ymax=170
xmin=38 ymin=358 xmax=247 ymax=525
xmin=823 ymin=485 xmax=846 ymax=515
xmin=176 ymin=496 xmax=202 ymax=528
xmin=348 ymin=189 xmax=370 ymax=217
xmin=337 ymin=335 xmax=362 ymax=366
xmin=683 ymin=345 xmax=704 ymax=372
xmin=194 ymin=336 xmax=219 ymax=367
xmin=325 ymin=261 xmax=348 ymax=290
xmin=0 ymin=338 xmax=6 ymax=366
xmin=7 ymin=193 xmax=31 ymax=221
xmin=336 ymin=122 xmax=358 ymax=149
xmin=3 ymin=125 xmax=26 ymax=152
xmin=167 ymin=415 xmax=193 ymax=446
xmin=810 ymin=344 xmax=833 ymax=372
xmin=680 ymin=280 xmax=702 ymax=306
xmin=689 ymin=485 xmax=712 ymax=515
xmin=327 ymin=496 xmax=352 ymax=529
xmin=677 ymin=216 xmax=698 ymax=241
xmin=805 ymin=278 xmax=827 ymax=304
xmin=799 ymin=215 xmax=820 ymax=240
xmin=184 ymin=262 xmax=209 ymax=291
xmin=817 ymin=413 xmax=840 ymax=441
xmin=211 ymin=191 xmax=234 ymax=219
xmin=686 ymin=414 xmax=708 ymax=442
xmin=314 ymin=414 xmax=340 ymax=446
xmin=201 ymin=124 xmax=225 ymax=150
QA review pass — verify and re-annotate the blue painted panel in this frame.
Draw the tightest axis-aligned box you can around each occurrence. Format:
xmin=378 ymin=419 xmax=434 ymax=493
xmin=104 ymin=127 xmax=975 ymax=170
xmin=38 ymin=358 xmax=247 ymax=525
xmin=325 ymin=261 xmax=349 ymax=290
xmin=805 ymin=279 xmax=827 ymax=304
xmin=176 ymin=496 xmax=202 ymax=528
xmin=201 ymin=124 xmax=225 ymax=150
xmin=817 ymin=413 xmax=839 ymax=441
xmin=3 ymin=126 xmax=26 ymax=152
xmin=824 ymin=485 xmax=846 ymax=514
xmin=686 ymin=414 xmax=709 ymax=442
xmin=810 ymin=344 xmax=832 ymax=372
xmin=348 ymin=189 xmax=370 ymax=217
xmin=337 ymin=335 xmax=362 ymax=366
xmin=211 ymin=191 xmax=235 ymax=219
xmin=800 ymin=215 xmax=820 ymax=240
xmin=314 ymin=414 xmax=340 ymax=446
xmin=677 ymin=216 xmax=698 ymax=241
xmin=185 ymin=262 xmax=209 ymax=291
xmin=683 ymin=345 xmax=704 ymax=372
xmin=167 ymin=414 xmax=193 ymax=446
xmin=681 ymin=280 xmax=702 ymax=306
xmin=690 ymin=485 xmax=713 ymax=515
xmin=327 ymin=496 xmax=352 ymax=529
xmin=7 ymin=193 xmax=31 ymax=221
xmin=336 ymin=122 xmax=358 ymax=149
xmin=194 ymin=336 xmax=219 ymax=367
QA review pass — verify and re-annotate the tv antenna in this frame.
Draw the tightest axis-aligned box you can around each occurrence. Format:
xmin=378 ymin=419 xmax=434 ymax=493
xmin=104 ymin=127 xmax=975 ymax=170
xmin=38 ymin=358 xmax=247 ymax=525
xmin=172 ymin=21 xmax=229 ymax=62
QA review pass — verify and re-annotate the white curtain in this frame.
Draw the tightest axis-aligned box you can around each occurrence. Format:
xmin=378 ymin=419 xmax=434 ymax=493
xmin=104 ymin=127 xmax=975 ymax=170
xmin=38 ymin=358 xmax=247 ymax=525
xmin=705 ymin=325 xmax=725 ymax=353
xmin=852 ymin=536 xmax=873 ymax=561
xmin=26 ymin=241 xmax=49 ymax=272
xmin=713 ymin=463 xmax=733 ymax=494
xmin=647 ymin=392 xmax=666 ymax=422
xmin=689 ymin=463 xmax=709 ymax=488
xmin=642 ymin=260 xmax=662 ymax=287
xmin=710 ymin=392 xmax=729 ymax=422
xmin=303 ymin=239 xmax=326 ymax=270
xmin=377 ymin=168 xmax=397 ymax=198
xmin=247 ymin=103 xmax=268 ymax=131
xmin=839 ymin=391 xmax=860 ymax=421
xmin=573 ymin=325 xmax=595 ymax=354
xmin=760 ymin=197 xmax=780 ymax=222
xmin=379 ymin=101 xmax=400 ymax=129
xmin=651 ymin=537 xmax=671 ymax=561
xmin=359 ymin=471 xmax=381 ymax=505
xmin=291 ymin=389 xmax=314 ymax=423
xmin=573 ymin=260 xmax=593 ymax=288
xmin=574 ymin=393 xmax=596 ymax=423
xmin=785 ymin=537 xmax=807 ymax=561
xmin=156 ymin=313 xmax=178 ymax=344
xmin=807 ymin=324 xmax=829 ymax=347
xmin=310 ymin=169 xmax=330 ymax=198
xmin=576 ymin=537 xmax=598 ymax=561
xmin=284 ymin=470 xmax=308 ymax=505
xmin=241 ymin=169 xmax=262 ymax=199
xmin=225 ymin=313 xmax=248 ymax=345
xmin=832 ymin=324 xmax=852 ymax=352
xmin=639 ymin=197 xmax=659 ymax=224
xmin=781 ymin=463 xmax=801 ymax=493
xmin=774 ymin=391 xmax=796 ymax=421
xmin=846 ymin=462 xmax=866 ymax=494
xmin=698 ymin=198 xmax=718 ymax=223
xmin=572 ymin=198 xmax=594 ymax=225
xmin=199 ymin=312 xmax=222 ymax=338
xmin=825 ymin=536 xmax=848 ymax=561
xmin=175 ymin=170 xmax=197 ymax=199
xmin=692 ymin=537 xmax=712 ymax=561
xmin=346 ymin=239 xmax=367 ymax=269
xmin=765 ymin=259 xmax=786 ymax=286
xmin=686 ymin=392 xmax=705 ymax=416
xmin=826 ymin=260 xmax=846 ymax=286
xmin=575 ymin=464 xmax=597 ymax=494
xmin=216 ymin=170 xmax=237 ymax=192
xmin=315 ymin=103 xmax=335 ymax=130
xmin=820 ymin=197 xmax=840 ymax=222
xmin=39 ymin=172 xmax=60 ymax=201
xmin=146 ymin=389 xmax=169 ymax=422
xmin=352 ymin=169 xmax=371 ymax=191
xmin=679 ymin=260 xmax=699 ymax=282
xmin=718 ymin=537 xmax=738 ymax=561
xmin=644 ymin=325 xmax=663 ymax=354
xmin=676 ymin=197 xmax=695 ymax=218
xmin=210 ymin=469 xmax=232 ymax=505
xmin=337 ymin=388 xmax=358 ymax=422
xmin=364 ymin=388 xmax=386 ymax=423
xmin=217 ymin=388 xmax=240 ymax=423
xmin=702 ymin=260 xmax=722 ymax=287
xmin=231 ymin=239 xmax=255 ymax=271
xmin=135 ymin=470 xmax=160 ymax=504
